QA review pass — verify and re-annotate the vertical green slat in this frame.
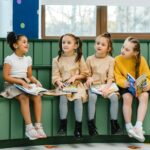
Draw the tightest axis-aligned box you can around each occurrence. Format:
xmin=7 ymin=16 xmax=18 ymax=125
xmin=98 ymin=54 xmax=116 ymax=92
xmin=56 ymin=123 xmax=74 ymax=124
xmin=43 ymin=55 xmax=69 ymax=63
xmin=143 ymin=100 xmax=150 ymax=134
xmin=0 ymin=41 xmax=3 ymax=65
xmin=41 ymin=96 xmax=53 ymax=136
xmin=82 ymin=103 xmax=88 ymax=135
xmin=37 ymin=70 xmax=51 ymax=89
xmin=34 ymin=42 xmax=43 ymax=65
xmin=113 ymin=42 xmax=123 ymax=57
xmin=52 ymin=97 xmax=60 ymax=136
xmin=28 ymin=41 xmax=34 ymax=58
xmin=51 ymin=42 xmax=59 ymax=59
xmin=67 ymin=102 xmax=75 ymax=136
xmin=95 ymin=96 xmax=109 ymax=135
xmin=4 ymin=41 xmax=12 ymax=58
xmin=43 ymin=42 xmax=51 ymax=65
xmin=140 ymin=42 xmax=148 ymax=61
xmin=87 ymin=42 xmax=95 ymax=56
xmin=82 ymin=42 xmax=88 ymax=58
xmin=148 ymin=43 xmax=150 ymax=65
xmin=0 ymin=70 xmax=3 ymax=91
xmin=0 ymin=98 xmax=10 ymax=140
xmin=10 ymin=100 xmax=24 ymax=139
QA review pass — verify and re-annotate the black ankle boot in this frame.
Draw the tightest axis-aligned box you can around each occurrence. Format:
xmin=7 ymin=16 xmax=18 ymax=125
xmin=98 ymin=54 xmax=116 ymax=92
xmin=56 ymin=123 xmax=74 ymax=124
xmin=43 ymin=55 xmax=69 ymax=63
xmin=88 ymin=119 xmax=98 ymax=136
xmin=111 ymin=120 xmax=121 ymax=135
xmin=57 ymin=119 xmax=67 ymax=135
xmin=74 ymin=121 xmax=82 ymax=138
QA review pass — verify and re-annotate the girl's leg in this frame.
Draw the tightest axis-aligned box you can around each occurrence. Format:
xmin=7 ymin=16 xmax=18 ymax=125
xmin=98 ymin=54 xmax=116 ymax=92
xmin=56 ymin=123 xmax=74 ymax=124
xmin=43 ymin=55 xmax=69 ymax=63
xmin=16 ymin=94 xmax=39 ymax=140
xmin=30 ymin=95 xmax=46 ymax=138
xmin=16 ymin=94 xmax=31 ymax=124
xmin=74 ymin=99 xmax=83 ymax=138
xmin=88 ymin=90 xmax=97 ymax=120
xmin=133 ymin=92 xmax=149 ymax=142
xmin=108 ymin=94 xmax=121 ymax=134
xmin=57 ymin=95 xmax=68 ymax=135
xmin=122 ymin=93 xmax=133 ymax=125
xmin=88 ymin=90 xmax=98 ymax=136
xmin=30 ymin=95 xmax=42 ymax=123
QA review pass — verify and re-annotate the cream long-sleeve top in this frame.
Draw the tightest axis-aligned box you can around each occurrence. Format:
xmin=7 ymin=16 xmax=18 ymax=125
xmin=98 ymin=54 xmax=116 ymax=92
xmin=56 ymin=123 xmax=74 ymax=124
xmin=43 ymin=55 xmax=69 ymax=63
xmin=86 ymin=55 xmax=115 ymax=85
xmin=52 ymin=53 xmax=89 ymax=102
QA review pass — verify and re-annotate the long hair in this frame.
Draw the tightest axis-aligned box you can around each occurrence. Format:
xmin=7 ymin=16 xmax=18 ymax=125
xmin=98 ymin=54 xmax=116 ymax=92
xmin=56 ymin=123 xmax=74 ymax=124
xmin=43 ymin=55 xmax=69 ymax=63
xmin=126 ymin=37 xmax=141 ymax=78
xmin=7 ymin=32 xmax=25 ymax=51
xmin=95 ymin=32 xmax=113 ymax=56
xmin=58 ymin=33 xmax=82 ymax=62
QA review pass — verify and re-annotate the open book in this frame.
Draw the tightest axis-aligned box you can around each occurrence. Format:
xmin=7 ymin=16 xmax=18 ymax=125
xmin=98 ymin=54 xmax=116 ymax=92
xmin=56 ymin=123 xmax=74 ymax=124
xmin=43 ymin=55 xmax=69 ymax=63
xmin=90 ymin=83 xmax=119 ymax=95
xmin=127 ymin=73 xmax=147 ymax=97
xmin=14 ymin=83 xmax=48 ymax=96
xmin=62 ymin=82 xmax=78 ymax=93
xmin=44 ymin=89 xmax=71 ymax=96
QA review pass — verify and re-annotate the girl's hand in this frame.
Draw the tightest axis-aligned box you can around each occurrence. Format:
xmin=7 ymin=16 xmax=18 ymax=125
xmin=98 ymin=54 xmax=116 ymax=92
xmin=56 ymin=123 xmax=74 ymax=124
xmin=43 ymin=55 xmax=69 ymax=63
xmin=101 ymin=88 xmax=110 ymax=97
xmin=21 ymin=81 xmax=31 ymax=89
xmin=124 ymin=80 xmax=130 ymax=88
xmin=36 ymin=81 xmax=42 ymax=87
xmin=66 ymin=75 xmax=77 ymax=84
xmin=143 ymin=84 xmax=150 ymax=92
xmin=56 ymin=81 xmax=64 ymax=89
xmin=86 ymin=77 xmax=93 ymax=88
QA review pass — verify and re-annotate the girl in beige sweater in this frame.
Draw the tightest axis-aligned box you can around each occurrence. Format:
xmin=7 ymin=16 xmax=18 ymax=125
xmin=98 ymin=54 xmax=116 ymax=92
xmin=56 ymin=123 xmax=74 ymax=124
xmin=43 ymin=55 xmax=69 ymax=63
xmin=52 ymin=33 xmax=89 ymax=138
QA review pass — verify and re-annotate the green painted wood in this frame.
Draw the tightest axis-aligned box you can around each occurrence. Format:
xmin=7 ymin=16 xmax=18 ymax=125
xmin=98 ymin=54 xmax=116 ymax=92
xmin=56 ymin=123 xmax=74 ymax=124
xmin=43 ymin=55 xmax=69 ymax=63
xmin=41 ymin=96 xmax=53 ymax=137
xmin=0 ymin=98 xmax=10 ymax=140
xmin=42 ymin=42 xmax=51 ymax=65
xmin=51 ymin=42 xmax=59 ymax=59
xmin=28 ymin=41 xmax=34 ymax=58
xmin=140 ymin=42 xmax=148 ymax=61
xmin=87 ymin=42 xmax=95 ymax=56
xmin=37 ymin=70 xmax=51 ymax=89
xmin=34 ymin=42 xmax=43 ymax=65
xmin=0 ymin=41 xmax=3 ymax=65
xmin=52 ymin=97 xmax=60 ymax=136
xmin=10 ymin=100 xmax=24 ymax=139
xmin=3 ymin=41 xmax=12 ymax=58
xmin=113 ymin=42 xmax=123 ymax=57
xmin=82 ymin=42 xmax=88 ymax=58
xmin=0 ymin=70 xmax=3 ymax=91
xmin=95 ymin=96 xmax=109 ymax=135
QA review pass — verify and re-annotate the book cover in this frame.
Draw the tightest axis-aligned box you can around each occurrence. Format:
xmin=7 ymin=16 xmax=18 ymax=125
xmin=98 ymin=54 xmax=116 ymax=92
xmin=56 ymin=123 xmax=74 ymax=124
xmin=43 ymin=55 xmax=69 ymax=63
xmin=127 ymin=73 xmax=147 ymax=97
xmin=90 ymin=83 xmax=119 ymax=95
xmin=14 ymin=84 xmax=48 ymax=96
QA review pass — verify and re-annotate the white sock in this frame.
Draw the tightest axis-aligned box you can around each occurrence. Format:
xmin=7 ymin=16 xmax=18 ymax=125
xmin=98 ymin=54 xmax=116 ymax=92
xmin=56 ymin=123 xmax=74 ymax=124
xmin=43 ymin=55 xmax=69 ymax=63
xmin=135 ymin=121 xmax=142 ymax=129
xmin=26 ymin=123 xmax=34 ymax=131
xmin=35 ymin=123 xmax=42 ymax=128
xmin=125 ymin=123 xmax=133 ymax=130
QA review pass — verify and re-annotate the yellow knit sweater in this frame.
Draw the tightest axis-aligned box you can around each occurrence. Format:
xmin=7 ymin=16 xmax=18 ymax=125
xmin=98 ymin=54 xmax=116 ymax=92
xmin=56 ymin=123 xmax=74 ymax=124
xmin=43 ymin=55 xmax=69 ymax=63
xmin=114 ymin=55 xmax=150 ymax=88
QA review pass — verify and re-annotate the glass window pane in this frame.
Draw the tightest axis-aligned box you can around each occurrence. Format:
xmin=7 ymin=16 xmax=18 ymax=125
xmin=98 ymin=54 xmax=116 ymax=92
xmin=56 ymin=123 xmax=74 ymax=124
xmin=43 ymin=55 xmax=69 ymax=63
xmin=45 ymin=5 xmax=96 ymax=36
xmin=108 ymin=6 xmax=150 ymax=33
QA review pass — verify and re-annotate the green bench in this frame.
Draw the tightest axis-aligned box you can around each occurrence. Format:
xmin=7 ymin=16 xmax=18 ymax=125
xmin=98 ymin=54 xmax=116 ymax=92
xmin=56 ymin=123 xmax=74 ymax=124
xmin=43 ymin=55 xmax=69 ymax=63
xmin=0 ymin=38 xmax=150 ymax=148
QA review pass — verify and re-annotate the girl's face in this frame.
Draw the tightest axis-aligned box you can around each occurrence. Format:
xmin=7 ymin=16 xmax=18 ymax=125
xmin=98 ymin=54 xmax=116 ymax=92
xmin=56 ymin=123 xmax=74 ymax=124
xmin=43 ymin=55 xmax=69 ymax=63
xmin=14 ymin=36 xmax=29 ymax=54
xmin=62 ymin=35 xmax=77 ymax=54
xmin=94 ymin=37 xmax=110 ymax=57
xmin=121 ymin=40 xmax=138 ymax=59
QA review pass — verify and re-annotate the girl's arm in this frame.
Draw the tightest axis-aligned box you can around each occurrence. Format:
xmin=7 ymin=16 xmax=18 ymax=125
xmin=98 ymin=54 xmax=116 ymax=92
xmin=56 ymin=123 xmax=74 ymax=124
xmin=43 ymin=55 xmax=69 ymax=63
xmin=27 ymin=66 xmax=42 ymax=86
xmin=3 ymin=63 xmax=29 ymax=88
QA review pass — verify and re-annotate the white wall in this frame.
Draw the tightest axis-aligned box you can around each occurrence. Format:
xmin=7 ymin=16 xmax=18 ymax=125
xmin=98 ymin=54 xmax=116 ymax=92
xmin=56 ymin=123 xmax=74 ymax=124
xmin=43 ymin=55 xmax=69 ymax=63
xmin=0 ymin=0 xmax=13 ymax=38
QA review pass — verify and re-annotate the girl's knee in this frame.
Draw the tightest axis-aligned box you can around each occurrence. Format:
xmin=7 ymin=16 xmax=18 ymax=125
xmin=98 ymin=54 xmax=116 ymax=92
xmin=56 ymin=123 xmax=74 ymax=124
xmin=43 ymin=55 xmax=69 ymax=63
xmin=16 ymin=94 xmax=29 ymax=101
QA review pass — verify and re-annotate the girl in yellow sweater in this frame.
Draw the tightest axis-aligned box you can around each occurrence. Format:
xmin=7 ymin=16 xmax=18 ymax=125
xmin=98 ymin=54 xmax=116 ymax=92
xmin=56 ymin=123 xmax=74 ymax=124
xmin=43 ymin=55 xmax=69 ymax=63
xmin=115 ymin=37 xmax=150 ymax=142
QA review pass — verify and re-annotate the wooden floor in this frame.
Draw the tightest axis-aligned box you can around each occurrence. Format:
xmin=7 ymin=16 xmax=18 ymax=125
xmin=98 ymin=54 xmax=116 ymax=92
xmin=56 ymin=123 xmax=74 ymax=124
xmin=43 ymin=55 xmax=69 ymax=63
xmin=1 ymin=143 xmax=150 ymax=150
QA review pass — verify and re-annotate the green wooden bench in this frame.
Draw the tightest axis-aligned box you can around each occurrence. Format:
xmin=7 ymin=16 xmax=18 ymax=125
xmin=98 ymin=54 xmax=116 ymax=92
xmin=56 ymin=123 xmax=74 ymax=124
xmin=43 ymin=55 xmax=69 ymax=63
xmin=0 ymin=38 xmax=150 ymax=148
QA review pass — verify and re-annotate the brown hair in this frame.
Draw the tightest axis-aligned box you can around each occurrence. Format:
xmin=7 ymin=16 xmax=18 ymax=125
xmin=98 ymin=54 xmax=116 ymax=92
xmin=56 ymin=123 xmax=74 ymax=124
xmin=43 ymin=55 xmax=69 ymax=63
xmin=126 ymin=37 xmax=141 ymax=78
xmin=95 ymin=32 xmax=113 ymax=56
xmin=58 ymin=33 xmax=82 ymax=62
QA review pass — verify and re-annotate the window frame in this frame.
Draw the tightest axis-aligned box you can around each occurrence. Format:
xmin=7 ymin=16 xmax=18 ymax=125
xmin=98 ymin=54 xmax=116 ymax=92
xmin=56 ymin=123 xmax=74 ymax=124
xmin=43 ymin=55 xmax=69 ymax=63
xmin=41 ymin=5 xmax=150 ymax=40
